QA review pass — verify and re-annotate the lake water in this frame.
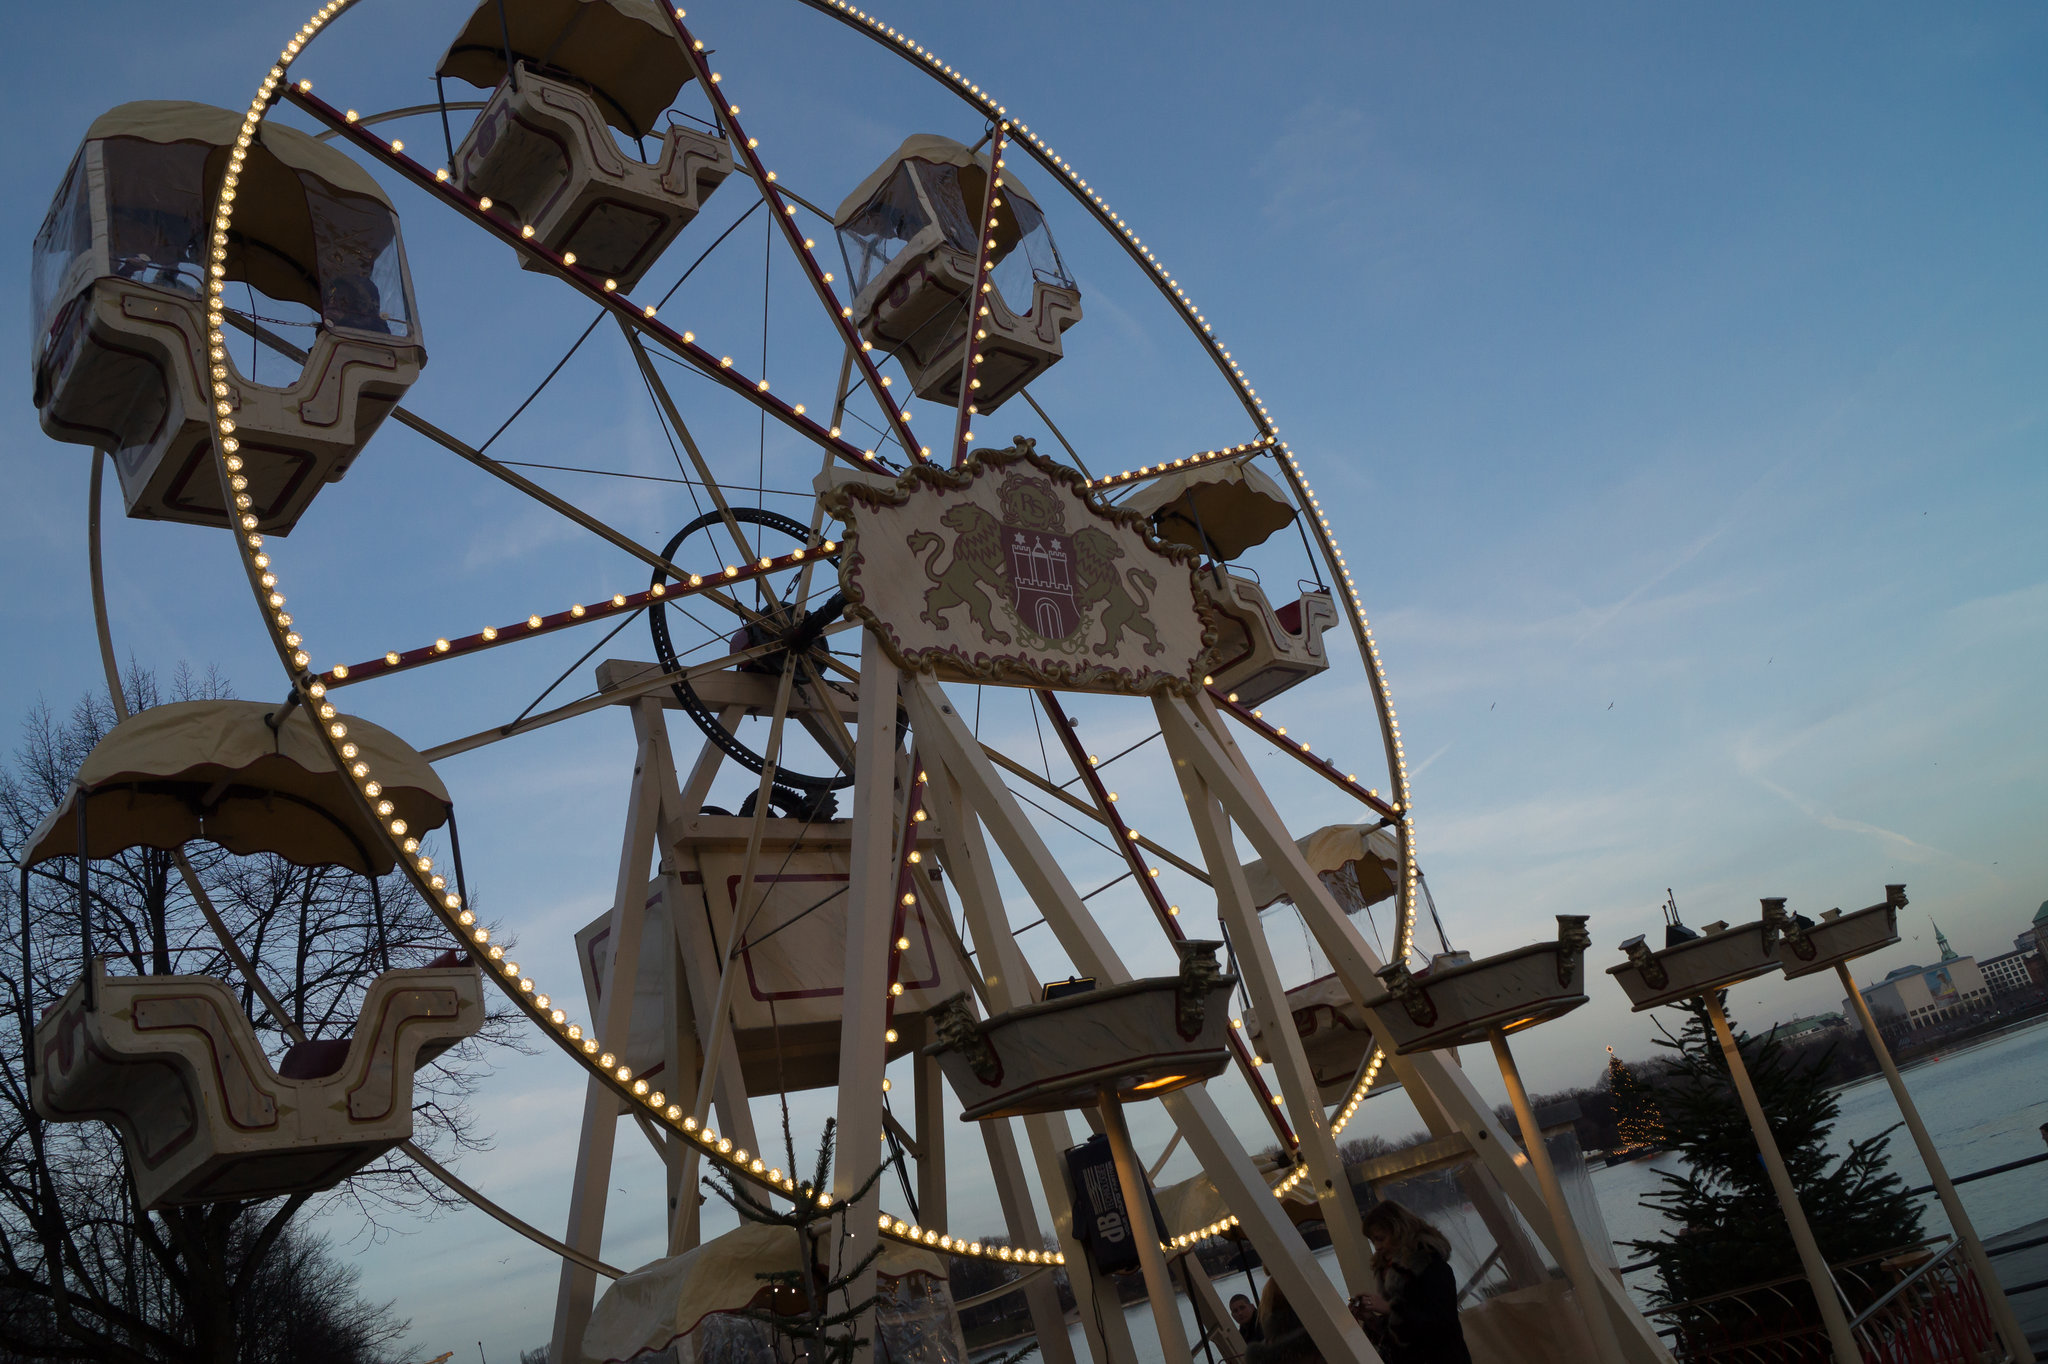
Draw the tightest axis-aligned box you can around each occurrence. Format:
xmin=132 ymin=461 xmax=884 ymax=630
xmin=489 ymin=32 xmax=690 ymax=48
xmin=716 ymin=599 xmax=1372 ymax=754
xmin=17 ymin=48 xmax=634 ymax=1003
xmin=1020 ymin=1016 xmax=2048 ymax=1363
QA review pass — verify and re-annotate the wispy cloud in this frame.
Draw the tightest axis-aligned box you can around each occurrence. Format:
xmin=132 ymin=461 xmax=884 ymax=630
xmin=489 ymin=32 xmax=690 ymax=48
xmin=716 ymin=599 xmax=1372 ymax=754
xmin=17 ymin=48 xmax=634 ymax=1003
xmin=1748 ymin=773 xmax=1946 ymax=864
xmin=1258 ymin=100 xmax=1373 ymax=230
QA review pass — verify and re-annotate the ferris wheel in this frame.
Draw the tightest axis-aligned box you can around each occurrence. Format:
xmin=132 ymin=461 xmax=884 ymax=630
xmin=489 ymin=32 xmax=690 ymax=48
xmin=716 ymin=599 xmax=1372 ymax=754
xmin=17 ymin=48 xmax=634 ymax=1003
xmin=24 ymin=2 xmax=1678 ymax=1361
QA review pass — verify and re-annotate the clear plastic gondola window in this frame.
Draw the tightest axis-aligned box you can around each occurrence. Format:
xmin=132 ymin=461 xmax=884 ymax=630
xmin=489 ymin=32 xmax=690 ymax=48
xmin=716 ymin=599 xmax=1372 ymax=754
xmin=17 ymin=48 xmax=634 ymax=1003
xmin=30 ymin=153 xmax=93 ymax=353
xmin=102 ymin=138 xmax=210 ymax=299
xmin=838 ymin=157 xmax=1073 ymax=320
xmin=872 ymin=1270 xmax=970 ymax=1363
xmin=838 ymin=162 xmax=930 ymax=301
xmin=915 ymin=162 xmax=1071 ymax=318
xmin=302 ymin=175 xmax=413 ymax=337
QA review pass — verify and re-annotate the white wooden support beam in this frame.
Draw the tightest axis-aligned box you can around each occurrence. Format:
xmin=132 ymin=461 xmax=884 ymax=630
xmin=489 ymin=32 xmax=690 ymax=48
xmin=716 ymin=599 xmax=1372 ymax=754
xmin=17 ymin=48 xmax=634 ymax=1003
xmin=1163 ymin=693 xmax=1675 ymax=1363
xmin=550 ymin=702 xmax=666 ymax=1364
xmin=1159 ymin=707 xmax=1379 ymax=1300
xmin=660 ymin=920 xmax=703 ymax=1254
xmin=642 ymin=706 xmax=761 ymax=1253
xmin=910 ymin=676 xmax=1375 ymax=1364
xmin=1180 ymin=1252 xmax=1249 ymax=1363
xmin=829 ymin=631 xmax=904 ymax=1362
xmin=977 ymin=1115 xmax=1082 ymax=1364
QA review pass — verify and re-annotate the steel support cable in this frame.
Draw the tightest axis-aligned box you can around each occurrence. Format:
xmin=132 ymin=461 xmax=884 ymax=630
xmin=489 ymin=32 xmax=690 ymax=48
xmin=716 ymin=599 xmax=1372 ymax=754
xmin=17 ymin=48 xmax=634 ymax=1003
xmin=982 ymin=745 xmax=1210 ymax=883
xmin=1056 ymin=730 xmax=1159 ymax=790
xmin=495 ymin=459 xmax=813 ymax=498
xmin=504 ymin=608 xmax=646 ymax=734
xmin=214 ymin=310 xmax=756 ymax=615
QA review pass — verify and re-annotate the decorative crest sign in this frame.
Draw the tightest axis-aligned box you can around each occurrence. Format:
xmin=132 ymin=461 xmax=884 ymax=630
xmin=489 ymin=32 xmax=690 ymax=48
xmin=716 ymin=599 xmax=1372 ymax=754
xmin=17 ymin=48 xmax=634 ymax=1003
xmin=824 ymin=441 xmax=1215 ymax=694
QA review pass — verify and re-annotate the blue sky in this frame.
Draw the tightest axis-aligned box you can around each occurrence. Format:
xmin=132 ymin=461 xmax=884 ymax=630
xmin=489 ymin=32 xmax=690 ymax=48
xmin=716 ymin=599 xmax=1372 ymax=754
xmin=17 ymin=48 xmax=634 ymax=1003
xmin=4 ymin=1 xmax=2044 ymax=1358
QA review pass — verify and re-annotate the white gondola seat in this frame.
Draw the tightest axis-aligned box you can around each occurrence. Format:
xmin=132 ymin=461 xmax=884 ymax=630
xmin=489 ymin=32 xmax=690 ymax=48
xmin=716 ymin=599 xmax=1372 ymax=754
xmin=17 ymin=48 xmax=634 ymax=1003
xmin=1206 ymin=572 xmax=1338 ymax=707
xmin=22 ymin=700 xmax=481 ymax=1208
xmin=437 ymin=0 xmax=731 ymax=291
xmin=31 ymin=102 xmax=425 ymax=534
xmin=836 ymin=135 xmax=1081 ymax=413
xmin=32 ymin=960 xmax=482 ymax=1209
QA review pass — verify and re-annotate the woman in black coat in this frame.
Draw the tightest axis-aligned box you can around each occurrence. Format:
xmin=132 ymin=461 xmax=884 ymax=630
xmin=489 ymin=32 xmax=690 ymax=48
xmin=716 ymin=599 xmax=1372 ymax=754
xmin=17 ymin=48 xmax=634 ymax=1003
xmin=1349 ymin=1199 xmax=1472 ymax=1364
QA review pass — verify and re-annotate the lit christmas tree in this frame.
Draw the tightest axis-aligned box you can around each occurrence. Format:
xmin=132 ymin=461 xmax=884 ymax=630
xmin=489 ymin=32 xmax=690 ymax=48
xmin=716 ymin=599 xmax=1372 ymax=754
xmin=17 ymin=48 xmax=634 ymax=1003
xmin=1606 ymin=1045 xmax=1667 ymax=1152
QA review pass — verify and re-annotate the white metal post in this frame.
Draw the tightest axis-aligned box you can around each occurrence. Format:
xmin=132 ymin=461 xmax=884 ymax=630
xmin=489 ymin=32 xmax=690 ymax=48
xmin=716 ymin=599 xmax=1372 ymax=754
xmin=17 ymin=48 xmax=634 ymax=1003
xmin=1099 ymin=1089 xmax=1194 ymax=1359
xmin=1163 ymin=692 xmax=1675 ymax=1362
xmin=1703 ymin=993 xmax=1864 ymax=1364
xmin=1834 ymin=962 xmax=2033 ymax=1363
xmin=1490 ymin=1029 xmax=1628 ymax=1364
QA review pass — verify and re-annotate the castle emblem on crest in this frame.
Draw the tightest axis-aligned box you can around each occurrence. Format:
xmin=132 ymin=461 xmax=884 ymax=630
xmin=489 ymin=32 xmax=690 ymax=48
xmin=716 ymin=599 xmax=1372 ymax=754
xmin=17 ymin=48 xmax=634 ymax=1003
xmin=823 ymin=441 xmax=1216 ymax=696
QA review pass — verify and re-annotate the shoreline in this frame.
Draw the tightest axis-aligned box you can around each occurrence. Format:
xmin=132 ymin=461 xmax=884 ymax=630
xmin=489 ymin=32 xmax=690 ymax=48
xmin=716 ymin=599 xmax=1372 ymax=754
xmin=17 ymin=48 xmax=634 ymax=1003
xmin=1831 ymin=1009 xmax=2048 ymax=1096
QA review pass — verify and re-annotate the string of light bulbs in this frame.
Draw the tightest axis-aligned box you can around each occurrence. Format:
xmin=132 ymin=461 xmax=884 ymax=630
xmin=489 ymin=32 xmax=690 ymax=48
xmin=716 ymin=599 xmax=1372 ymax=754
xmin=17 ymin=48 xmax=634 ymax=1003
xmin=1084 ymin=437 xmax=1278 ymax=492
xmin=949 ymin=128 xmax=1008 ymax=465
xmin=286 ymin=84 xmax=925 ymax=472
xmin=321 ymin=544 xmax=834 ymax=687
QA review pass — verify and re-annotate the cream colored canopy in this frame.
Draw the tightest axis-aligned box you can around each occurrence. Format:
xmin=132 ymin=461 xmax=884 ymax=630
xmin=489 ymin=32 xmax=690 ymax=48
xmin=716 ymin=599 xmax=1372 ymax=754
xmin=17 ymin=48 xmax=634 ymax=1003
xmin=438 ymin=0 xmax=695 ymax=137
xmin=26 ymin=700 xmax=449 ymax=877
xmin=1240 ymin=822 xmax=1399 ymax=915
xmin=85 ymin=102 xmax=392 ymax=207
xmin=583 ymin=1222 xmax=947 ymax=1363
xmin=1119 ymin=459 xmax=1297 ymax=561
xmin=85 ymin=101 xmax=396 ymax=313
xmin=834 ymin=133 xmax=1044 ymax=227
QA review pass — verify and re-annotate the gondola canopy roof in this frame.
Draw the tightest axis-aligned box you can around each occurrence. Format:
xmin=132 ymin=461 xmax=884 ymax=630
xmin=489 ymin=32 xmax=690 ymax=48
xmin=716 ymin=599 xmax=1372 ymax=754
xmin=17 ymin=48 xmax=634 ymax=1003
xmin=1240 ymin=822 xmax=1399 ymax=915
xmin=81 ymin=101 xmax=396 ymax=312
xmin=25 ymin=700 xmax=449 ymax=876
xmin=1119 ymin=459 xmax=1296 ymax=561
xmin=437 ymin=0 xmax=696 ymax=137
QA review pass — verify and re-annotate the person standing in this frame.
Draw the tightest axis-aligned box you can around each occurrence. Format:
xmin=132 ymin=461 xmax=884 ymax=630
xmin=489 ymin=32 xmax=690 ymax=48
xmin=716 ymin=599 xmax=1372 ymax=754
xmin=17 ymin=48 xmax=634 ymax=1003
xmin=1245 ymin=1279 xmax=1322 ymax=1364
xmin=1231 ymin=1292 xmax=1264 ymax=1342
xmin=1350 ymin=1199 xmax=1472 ymax=1364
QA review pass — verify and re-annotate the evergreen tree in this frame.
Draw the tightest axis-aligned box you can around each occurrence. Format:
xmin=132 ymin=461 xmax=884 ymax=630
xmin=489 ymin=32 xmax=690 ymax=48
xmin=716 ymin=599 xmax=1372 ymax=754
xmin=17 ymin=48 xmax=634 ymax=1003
xmin=1626 ymin=998 xmax=1922 ymax=1314
xmin=1604 ymin=1045 xmax=1667 ymax=1151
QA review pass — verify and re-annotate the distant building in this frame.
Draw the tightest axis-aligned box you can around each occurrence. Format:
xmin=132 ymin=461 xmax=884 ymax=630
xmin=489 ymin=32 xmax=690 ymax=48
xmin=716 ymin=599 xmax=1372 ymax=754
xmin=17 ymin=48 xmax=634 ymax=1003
xmin=1980 ymin=947 xmax=2042 ymax=997
xmin=2021 ymin=901 xmax=2048 ymax=958
xmin=1775 ymin=1012 xmax=1845 ymax=1040
xmin=1846 ymin=956 xmax=1993 ymax=1032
